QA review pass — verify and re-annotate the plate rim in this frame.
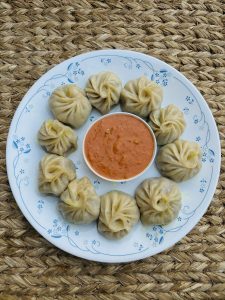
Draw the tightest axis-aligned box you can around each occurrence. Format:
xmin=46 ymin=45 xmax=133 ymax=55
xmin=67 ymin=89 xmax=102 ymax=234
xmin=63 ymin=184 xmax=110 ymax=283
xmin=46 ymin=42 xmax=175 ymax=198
xmin=6 ymin=49 xmax=221 ymax=263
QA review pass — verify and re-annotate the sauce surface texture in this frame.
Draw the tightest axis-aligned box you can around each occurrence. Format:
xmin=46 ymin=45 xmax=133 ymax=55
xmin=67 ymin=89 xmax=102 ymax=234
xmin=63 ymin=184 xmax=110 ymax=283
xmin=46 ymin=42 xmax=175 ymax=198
xmin=84 ymin=114 xmax=154 ymax=180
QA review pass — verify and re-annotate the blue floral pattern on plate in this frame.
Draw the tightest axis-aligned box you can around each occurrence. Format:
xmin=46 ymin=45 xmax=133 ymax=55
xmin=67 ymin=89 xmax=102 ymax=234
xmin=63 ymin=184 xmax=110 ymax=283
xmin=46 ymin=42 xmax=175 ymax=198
xmin=6 ymin=50 xmax=220 ymax=263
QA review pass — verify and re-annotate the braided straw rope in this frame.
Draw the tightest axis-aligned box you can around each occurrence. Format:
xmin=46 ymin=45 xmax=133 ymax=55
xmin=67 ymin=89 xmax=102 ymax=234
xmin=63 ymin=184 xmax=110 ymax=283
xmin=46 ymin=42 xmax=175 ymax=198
xmin=0 ymin=0 xmax=224 ymax=299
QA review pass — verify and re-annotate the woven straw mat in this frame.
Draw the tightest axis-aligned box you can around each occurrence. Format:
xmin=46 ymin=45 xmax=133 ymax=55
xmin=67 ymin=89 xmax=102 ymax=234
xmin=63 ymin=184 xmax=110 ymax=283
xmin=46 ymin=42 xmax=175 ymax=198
xmin=0 ymin=0 xmax=224 ymax=299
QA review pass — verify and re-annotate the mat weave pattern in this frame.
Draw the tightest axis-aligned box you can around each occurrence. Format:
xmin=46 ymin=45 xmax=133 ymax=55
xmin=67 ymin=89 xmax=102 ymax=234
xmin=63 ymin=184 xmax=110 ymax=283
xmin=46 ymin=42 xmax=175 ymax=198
xmin=0 ymin=1 xmax=225 ymax=299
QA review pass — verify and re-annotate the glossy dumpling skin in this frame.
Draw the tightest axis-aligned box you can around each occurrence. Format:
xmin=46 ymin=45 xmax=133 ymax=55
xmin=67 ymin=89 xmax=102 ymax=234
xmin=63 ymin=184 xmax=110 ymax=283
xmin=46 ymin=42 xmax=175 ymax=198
xmin=149 ymin=104 xmax=186 ymax=145
xmin=156 ymin=140 xmax=202 ymax=182
xmin=38 ymin=119 xmax=77 ymax=156
xmin=59 ymin=177 xmax=100 ymax=224
xmin=98 ymin=191 xmax=140 ymax=239
xmin=85 ymin=72 xmax=122 ymax=114
xmin=39 ymin=154 xmax=76 ymax=196
xmin=135 ymin=177 xmax=182 ymax=225
xmin=49 ymin=84 xmax=92 ymax=128
xmin=121 ymin=76 xmax=163 ymax=117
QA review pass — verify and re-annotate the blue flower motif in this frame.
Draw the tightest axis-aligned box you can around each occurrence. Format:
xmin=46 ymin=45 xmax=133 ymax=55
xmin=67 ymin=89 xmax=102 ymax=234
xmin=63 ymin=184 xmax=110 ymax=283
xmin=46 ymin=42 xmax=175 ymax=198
xmin=21 ymin=137 xmax=25 ymax=141
xmin=75 ymin=230 xmax=79 ymax=236
xmin=19 ymin=169 xmax=25 ymax=174
xmin=195 ymin=136 xmax=201 ymax=142
xmin=210 ymin=158 xmax=214 ymax=163
xmin=47 ymin=229 xmax=52 ymax=234
xmin=199 ymin=188 xmax=204 ymax=193
xmin=92 ymin=240 xmax=96 ymax=245
xmin=183 ymin=107 xmax=189 ymax=115
xmin=19 ymin=147 xmax=24 ymax=152
xmin=154 ymin=237 xmax=158 ymax=242
xmin=139 ymin=244 xmax=143 ymax=251
xmin=202 ymin=158 xmax=206 ymax=162
xmin=53 ymin=219 xmax=58 ymax=224
xmin=89 ymin=115 xmax=95 ymax=122
xmin=193 ymin=115 xmax=199 ymax=124
xmin=136 ymin=64 xmax=141 ymax=69
xmin=155 ymin=72 xmax=159 ymax=77
xmin=186 ymin=96 xmax=194 ymax=104
xmin=156 ymin=79 xmax=160 ymax=84
xmin=101 ymin=58 xmax=111 ymax=66
xmin=162 ymin=79 xmax=168 ymax=86
xmin=200 ymin=178 xmax=207 ymax=183
xmin=153 ymin=226 xmax=157 ymax=231
xmin=26 ymin=144 xmax=30 ymax=149
xmin=177 ymin=217 xmax=182 ymax=221
xmin=37 ymin=199 xmax=44 ymax=213
xmin=16 ymin=139 xmax=20 ymax=144
xmin=94 ymin=179 xmax=100 ymax=185
xmin=66 ymin=63 xmax=84 ymax=83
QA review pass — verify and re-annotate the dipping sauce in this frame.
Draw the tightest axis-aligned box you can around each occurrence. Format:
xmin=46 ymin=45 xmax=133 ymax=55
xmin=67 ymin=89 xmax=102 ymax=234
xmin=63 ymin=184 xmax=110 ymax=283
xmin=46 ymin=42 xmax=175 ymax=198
xmin=84 ymin=114 xmax=155 ymax=180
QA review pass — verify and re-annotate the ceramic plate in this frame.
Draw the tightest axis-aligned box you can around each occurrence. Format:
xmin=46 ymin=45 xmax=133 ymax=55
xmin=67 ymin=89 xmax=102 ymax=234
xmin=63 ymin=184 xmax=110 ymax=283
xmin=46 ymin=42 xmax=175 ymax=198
xmin=6 ymin=50 xmax=221 ymax=263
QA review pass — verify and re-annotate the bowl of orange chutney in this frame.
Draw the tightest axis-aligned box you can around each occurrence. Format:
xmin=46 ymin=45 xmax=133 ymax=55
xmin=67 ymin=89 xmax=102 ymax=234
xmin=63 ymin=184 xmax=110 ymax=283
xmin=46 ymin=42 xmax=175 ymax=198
xmin=83 ymin=112 xmax=157 ymax=182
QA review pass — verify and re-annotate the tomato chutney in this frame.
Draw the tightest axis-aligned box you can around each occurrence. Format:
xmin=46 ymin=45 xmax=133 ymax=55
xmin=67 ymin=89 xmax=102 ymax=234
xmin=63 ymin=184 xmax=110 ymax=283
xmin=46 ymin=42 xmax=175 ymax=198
xmin=84 ymin=113 xmax=156 ymax=181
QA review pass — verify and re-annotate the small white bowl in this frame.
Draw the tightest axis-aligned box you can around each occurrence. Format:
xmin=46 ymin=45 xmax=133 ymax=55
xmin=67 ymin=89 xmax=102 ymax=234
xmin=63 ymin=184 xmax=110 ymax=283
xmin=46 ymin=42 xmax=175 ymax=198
xmin=83 ymin=112 xmax=157 ymax=182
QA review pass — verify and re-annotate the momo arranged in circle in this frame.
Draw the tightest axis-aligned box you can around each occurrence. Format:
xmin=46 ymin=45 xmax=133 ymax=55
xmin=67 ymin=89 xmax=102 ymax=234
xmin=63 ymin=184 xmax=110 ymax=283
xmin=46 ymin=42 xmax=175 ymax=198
xmin=6 ymin=50 xmax=220 ymax=263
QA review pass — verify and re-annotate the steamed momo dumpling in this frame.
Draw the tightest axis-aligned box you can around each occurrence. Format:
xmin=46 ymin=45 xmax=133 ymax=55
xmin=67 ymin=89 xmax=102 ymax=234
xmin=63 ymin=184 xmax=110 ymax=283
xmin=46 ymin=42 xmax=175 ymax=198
xmin=59 ymin=177 xmax=100 ymax=224
xmin=98 ymin=191 xmax=139 ymax=239
xmin=39 ymin=154 xmax=76 ymax=196
xmin=49 ymin=84 xmax=92 ymax=128
xmin=38 ymin=119 xmax=77 ymax=156
xmin=121 ymin=76 xmax=163 ymax=117
xmin=85 ymin=72 xmax=122 ymax=114
xmin=135 ymin=177 xmax=181 ymax=225
xmin=156 ymin=140 xmax=202 ymax=182
xmin=149 ymin=104 xmax=186 ymax=145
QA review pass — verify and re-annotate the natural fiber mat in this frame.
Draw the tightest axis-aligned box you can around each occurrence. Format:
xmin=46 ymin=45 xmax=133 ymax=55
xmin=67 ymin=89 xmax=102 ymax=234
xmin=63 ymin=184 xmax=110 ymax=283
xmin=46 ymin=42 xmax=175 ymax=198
xmin=0 ymin=0 xmax=225 ymax=299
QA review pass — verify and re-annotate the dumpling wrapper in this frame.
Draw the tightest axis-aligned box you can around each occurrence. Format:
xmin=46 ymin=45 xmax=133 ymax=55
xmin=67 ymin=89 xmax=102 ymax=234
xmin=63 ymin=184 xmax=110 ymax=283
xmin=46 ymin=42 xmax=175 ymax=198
xmin=149 ymin=104 xmax=186 ymax=145
xmin=49 ymin=84 xmax=92 ymax=128
xmin=85 ymin=72 xmax=122 ymax=114
xmin=38 ymin=119 xmax=77 ymax=156
xmin=59 ymin=177 xmax=100 ymax=224
xmin=121 ymin=76 xmax=163 ymax=117
xmin=156 ymin=140 xmax=202 ymax=182
xmin=135 ymin=177 xmax=182 ymax=225
xmin=98 ymin=191 xmax=140 ymax=239
xmin=39 ymin=154 xmax=76 ymax=196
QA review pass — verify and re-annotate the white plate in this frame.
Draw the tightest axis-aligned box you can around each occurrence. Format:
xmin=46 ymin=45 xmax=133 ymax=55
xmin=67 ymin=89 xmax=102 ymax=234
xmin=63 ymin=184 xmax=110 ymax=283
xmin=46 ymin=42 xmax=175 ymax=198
xmin=6 ymin=50 xmax=221 ymax=263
